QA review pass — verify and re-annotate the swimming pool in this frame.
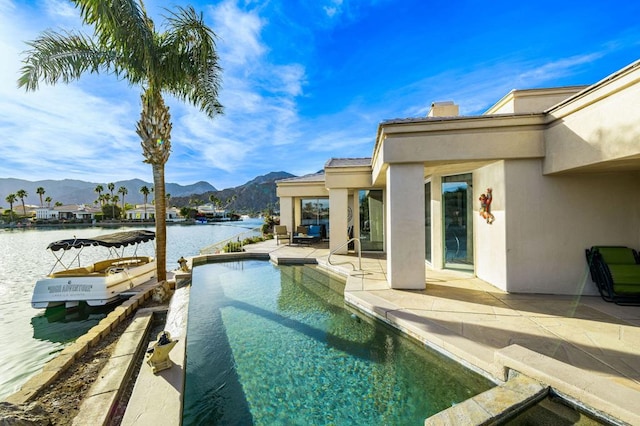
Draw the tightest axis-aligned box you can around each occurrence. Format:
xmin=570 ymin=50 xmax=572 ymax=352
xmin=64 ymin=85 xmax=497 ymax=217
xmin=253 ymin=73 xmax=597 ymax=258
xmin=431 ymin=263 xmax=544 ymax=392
xmin=183 ymin=260 xmax=493 ymax=425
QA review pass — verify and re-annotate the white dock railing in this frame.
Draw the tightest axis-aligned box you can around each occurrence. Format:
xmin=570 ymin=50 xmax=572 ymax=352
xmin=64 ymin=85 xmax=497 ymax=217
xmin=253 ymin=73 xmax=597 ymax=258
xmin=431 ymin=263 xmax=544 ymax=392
xmin=199 ymin=226 xmax=263 ymax=254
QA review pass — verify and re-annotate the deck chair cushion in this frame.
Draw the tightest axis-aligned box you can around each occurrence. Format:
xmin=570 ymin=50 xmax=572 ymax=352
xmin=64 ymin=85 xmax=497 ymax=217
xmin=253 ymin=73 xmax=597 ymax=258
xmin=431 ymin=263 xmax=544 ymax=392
xmin=608 ymin=264 xmax=640 ymax=294
xmin=597 ymin=247 xmax=638 ymax=265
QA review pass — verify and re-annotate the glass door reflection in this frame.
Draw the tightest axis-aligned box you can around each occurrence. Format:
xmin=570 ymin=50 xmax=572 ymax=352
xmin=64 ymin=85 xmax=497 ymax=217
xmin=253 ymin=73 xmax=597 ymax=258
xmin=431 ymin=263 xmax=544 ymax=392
xmin=442 ymin=174 xmax=473 ymax=270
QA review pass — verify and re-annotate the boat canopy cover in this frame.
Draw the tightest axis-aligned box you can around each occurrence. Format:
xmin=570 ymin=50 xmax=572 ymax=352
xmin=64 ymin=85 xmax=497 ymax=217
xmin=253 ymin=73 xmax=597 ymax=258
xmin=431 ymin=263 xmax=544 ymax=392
xmin=47 ymin=230 xmax=156 ymax=251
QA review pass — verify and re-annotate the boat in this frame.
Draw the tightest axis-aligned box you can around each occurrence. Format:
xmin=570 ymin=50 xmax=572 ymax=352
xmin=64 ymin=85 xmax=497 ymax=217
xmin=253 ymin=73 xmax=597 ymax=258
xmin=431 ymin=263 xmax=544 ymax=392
xmin=31 ymin=230 xmax=157 ymax=309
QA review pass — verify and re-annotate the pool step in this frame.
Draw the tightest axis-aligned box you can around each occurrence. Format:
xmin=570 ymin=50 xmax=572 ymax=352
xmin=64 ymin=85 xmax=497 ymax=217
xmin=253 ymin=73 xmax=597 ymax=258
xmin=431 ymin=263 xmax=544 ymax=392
xmin=424 ymin=373 xmax=548 ymax=425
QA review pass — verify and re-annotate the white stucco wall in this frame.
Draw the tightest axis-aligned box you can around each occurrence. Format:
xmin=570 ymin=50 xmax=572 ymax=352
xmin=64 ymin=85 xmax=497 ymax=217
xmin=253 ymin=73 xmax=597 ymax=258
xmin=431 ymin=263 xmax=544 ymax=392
xmin=502 ymin=159 xmax=640 ymax=295
xmin=279 ymin=196 xmax=294 ymax=234
xmin=386 ymin=163 xmax=426 ymax=289
xmin=473 ymin=161 xmax=508 ymax=291
xmin=329 ymin=188 xmax=349 ymax=254
xmin=428 ymin=176 xmax=444 ymax=268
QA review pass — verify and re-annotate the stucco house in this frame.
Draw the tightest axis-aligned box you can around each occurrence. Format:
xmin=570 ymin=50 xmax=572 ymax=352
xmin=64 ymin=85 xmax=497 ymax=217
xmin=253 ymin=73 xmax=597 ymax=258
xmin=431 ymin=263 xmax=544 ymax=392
xmin=277 ymin=59 xmax=640 ymax=296
xmin=125 ymin=205 xmax=184 ymax=222
xmin=34 ymin=204 xmax=100 ymax=221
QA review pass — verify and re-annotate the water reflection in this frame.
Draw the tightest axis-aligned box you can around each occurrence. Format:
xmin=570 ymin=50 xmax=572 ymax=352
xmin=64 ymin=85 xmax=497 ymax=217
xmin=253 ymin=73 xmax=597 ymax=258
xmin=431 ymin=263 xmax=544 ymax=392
xmin=31 ymin=304 xmax=111 ymax=344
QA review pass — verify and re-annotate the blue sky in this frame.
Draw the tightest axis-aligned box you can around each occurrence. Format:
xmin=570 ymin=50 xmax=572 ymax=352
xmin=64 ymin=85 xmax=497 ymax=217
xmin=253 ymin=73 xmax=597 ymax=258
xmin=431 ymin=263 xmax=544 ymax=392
xmin=0 ymin=0 xmax=638 ymax=190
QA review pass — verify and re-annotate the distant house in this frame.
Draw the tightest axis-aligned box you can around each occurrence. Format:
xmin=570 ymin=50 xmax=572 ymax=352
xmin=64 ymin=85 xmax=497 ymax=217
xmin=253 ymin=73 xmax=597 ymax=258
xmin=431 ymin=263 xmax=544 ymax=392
xmin=166 ymin=207 xmax=183 ymax=222
xmin=35 ymin=206 xmax=58 ymax=220
xmin=126 ymin=204 xmax=155 ymax=220
xmin=52 ymin=204 xmax=101 ymax=221
xmin=197 ymin=203 xmax=228 ymax=220
xmin=277 ymin=59 xmax=640 ymax=296
xmin=125 ymin=205 xmax=184 ymax=222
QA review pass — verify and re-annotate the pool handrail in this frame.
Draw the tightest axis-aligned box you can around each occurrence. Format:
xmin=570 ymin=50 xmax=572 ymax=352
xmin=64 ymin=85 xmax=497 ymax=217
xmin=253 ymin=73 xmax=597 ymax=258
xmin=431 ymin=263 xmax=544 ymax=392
xmin=328 ymin=237 xmax=362 ymax=271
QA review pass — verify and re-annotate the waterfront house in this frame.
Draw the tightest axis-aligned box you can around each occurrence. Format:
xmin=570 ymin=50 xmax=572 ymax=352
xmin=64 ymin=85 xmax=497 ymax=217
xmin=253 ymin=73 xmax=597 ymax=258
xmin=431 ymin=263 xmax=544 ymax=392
xmin=126 ymin=204 xmax=155 ymax=220
xmin=277 ymin=59 xmax=640 ymax=295
xmin=125 ymin=205 xmax=184 ymax=222
xmin=51 ymin=204 xmax=101 ymax=221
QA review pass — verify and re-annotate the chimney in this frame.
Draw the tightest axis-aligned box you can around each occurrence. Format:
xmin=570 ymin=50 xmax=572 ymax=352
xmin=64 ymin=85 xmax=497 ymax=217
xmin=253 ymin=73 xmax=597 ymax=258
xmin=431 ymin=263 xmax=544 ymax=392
xmin=427 ymin=101 xmax=459 ymax=117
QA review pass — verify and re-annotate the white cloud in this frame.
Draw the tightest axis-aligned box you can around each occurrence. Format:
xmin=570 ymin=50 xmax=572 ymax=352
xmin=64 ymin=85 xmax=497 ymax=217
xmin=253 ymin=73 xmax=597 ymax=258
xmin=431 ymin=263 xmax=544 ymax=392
xmin=323 ymin=0 xmax=344 ymax=19
xmin=391 ymin=51 xmax=614 ymax=119
xmin=168 ymin=0 xmax=309 ymax=178
xmin=210 ymin=0 xmax=266 ymax=68
xmin=516 ymin=53 xmax=603 ymax=85
xmin=43 ymin=0 xmax=79 ymax=19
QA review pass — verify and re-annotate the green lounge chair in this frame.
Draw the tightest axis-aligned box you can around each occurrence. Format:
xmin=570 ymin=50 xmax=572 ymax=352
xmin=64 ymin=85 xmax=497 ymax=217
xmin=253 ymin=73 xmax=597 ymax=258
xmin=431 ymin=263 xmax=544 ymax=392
xmin=585 ymin=246 xmax=640 ymax=305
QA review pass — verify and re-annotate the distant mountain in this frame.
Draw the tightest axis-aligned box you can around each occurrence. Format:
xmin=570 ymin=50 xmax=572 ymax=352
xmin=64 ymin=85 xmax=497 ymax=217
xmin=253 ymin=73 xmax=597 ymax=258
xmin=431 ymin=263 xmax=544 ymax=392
xmin=170 ymin=171 xmax=296 ymax=213
xmin=0 ymin=178 xmax=216 ymax=206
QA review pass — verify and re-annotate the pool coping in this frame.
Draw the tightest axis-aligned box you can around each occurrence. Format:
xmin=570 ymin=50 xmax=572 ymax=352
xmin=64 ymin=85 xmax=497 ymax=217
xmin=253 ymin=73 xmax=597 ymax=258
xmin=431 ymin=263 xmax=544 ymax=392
xmin=119 ymin=284 xmax=190 ymax=426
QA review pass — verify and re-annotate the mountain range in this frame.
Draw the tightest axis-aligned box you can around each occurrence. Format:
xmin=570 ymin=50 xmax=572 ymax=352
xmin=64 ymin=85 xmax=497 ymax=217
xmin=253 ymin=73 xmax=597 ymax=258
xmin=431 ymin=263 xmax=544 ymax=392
xmin=0 ymin=171 xmax=296 ymax=213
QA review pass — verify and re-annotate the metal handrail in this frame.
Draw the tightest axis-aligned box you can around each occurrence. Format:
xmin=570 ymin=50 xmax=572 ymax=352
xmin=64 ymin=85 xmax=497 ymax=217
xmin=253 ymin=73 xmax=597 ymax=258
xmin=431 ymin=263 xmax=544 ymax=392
xmin=328 ymin=238 xmax=362 ymax=271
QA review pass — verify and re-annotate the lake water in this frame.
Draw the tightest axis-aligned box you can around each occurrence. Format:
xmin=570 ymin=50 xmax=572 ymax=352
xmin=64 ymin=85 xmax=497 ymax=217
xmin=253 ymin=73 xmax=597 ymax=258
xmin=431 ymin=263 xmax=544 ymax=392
xmin=0 ymin=219 xmax=262 ymax=401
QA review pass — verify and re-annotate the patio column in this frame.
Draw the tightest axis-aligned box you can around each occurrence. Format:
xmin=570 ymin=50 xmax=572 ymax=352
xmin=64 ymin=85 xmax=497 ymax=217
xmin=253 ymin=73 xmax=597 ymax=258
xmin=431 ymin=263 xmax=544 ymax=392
xmin=279 ymin=196 xmax=294 ymax=234
xmin=329 ymin=188 xmax=349 ymax=254
xmin=386 ymin=163 xmax=426 ymax=289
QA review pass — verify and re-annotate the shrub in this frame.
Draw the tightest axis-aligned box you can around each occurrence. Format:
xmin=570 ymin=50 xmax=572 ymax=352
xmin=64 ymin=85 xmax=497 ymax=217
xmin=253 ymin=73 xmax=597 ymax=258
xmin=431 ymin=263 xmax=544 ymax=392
xmin=223 ymin=241 xmax=243 ymax=252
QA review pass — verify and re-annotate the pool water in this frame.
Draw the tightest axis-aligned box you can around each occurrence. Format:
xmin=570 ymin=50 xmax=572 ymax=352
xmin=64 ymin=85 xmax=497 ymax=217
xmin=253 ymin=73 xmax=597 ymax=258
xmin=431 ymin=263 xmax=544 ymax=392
xmin=183 ymin=260 xmax=493 ymax=425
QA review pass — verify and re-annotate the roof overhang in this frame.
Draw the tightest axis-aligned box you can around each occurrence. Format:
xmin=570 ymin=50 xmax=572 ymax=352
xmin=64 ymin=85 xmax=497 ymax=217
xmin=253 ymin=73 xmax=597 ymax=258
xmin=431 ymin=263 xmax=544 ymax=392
xmin=372 ymin=114 xmax=546 ymax=185
xmin=543 ymin=59 xmax=640 ymax=174
xmin=325 ymin=161 xmax=372 ymax=189
xmin=276 ymin=175 xmax=329 ymax=198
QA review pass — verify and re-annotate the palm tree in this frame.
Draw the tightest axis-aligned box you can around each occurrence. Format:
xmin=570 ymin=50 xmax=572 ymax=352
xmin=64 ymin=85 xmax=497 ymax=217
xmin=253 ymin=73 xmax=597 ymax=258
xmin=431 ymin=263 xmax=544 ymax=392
xmin=118 ymin=186 xmax=128 ymax=219
xmin=18 ymin=2 xmax=222 ymax=281
xmin=112 ymin=195 xmax=120 ymax=219
xmin=16 ymin=189 xmax=28 ymax=218
xmin=106 ymin=183 xmax=115 ymax=219
xmin=36 ymin=187 xmax=45 ymax=206
xmin=5 ymin=193 xmax=17 ymax=222
xmin=45 ymin=196 xmax=52 ymax=208
xmin=140 ymin=185 xmax=150 ymax=219
xmin=103 ymin=193 xmax=111 ymax=212
xmin=224 ymin=194 xmax=237 ymax=219
xmin=94 ymin=184 xmax=104 ymax=205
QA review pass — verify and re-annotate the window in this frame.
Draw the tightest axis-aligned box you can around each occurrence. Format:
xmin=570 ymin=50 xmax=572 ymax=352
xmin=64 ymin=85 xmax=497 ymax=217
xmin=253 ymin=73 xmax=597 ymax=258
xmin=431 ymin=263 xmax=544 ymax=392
xmin=359 ymin=190 xmax=384 ymax=251
xmin=300 ymin=198 xmax=329 ymax=228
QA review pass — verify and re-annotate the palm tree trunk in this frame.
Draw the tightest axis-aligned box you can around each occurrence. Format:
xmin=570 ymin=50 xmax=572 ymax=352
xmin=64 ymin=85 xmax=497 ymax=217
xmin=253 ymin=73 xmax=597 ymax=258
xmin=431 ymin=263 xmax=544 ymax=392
xmin=152 ymin=164 xmax=167 ymax=282
xmin=137 ymin=90 xmax=172 ymax=283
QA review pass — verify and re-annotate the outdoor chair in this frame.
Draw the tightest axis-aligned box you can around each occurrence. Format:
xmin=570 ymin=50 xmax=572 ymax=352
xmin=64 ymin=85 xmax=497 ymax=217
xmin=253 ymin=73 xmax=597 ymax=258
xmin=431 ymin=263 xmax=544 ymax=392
xmin=585 ymin=246 xmax=640 ymax=305
xmin=274 ymin=225 xmax=290 ymax=245
xmin=308 ymin=224 xmax=325 ymax=240
xmin=292 ymin=226 xmax=316 ymax=245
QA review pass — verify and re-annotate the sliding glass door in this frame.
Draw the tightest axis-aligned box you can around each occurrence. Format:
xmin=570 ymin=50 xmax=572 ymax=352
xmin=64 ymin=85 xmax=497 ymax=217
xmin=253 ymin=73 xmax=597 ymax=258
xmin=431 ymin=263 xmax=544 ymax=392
xmin=442 ymin=174 xmax=473 ymax=269
xmin=359 ymin=190 xmax=384 ymax=251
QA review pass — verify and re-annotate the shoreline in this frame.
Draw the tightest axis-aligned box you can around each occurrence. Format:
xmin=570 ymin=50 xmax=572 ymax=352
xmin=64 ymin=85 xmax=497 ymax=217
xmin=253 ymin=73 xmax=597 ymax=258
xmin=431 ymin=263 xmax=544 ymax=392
xmin=0 ymin=218 xmax=249 ymax=230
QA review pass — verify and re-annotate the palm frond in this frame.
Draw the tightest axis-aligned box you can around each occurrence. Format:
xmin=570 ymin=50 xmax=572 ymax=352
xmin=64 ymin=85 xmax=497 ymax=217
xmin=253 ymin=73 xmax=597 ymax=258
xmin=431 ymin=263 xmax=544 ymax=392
xmin=72 ymin=0 xmax=153 ymax=70
xmin=18 ymin=30 xmax=115 ymax=91
xmin=161 ymin=6 xmax=224 ymax=118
